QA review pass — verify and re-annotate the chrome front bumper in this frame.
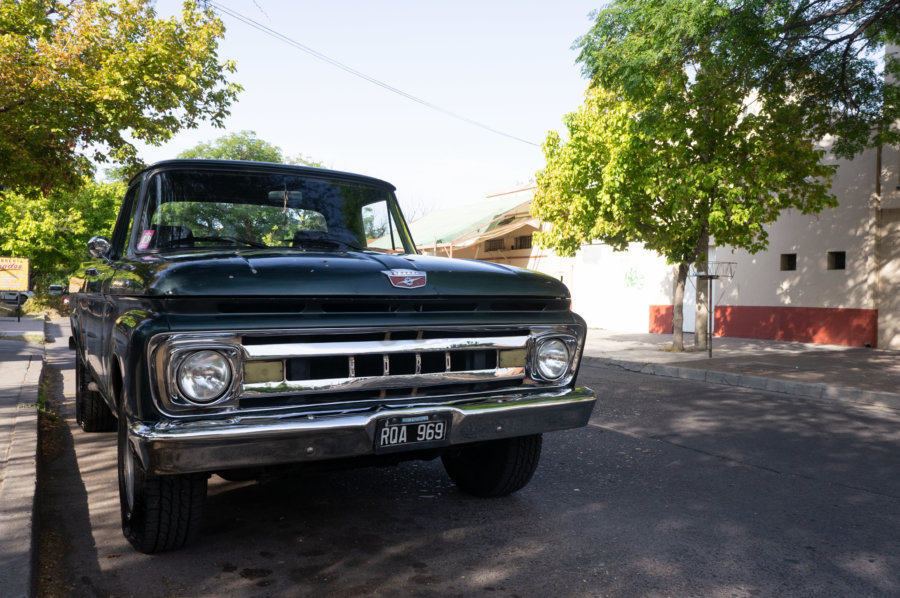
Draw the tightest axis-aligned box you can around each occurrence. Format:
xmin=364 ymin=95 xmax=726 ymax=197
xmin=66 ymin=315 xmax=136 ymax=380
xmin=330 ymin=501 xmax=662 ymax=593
xmin=129 ymin=387 xmax=596 ymax=475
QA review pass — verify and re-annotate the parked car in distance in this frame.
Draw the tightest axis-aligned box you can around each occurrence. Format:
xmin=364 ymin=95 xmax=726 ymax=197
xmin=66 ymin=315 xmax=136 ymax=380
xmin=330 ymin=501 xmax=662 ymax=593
xmin=48 ymin=284 xmax=65 ymax=295
xmin=69 ymin=159 xmax=596 ymax=554
xmin=1 ymin=290 xmax=34 ymax=304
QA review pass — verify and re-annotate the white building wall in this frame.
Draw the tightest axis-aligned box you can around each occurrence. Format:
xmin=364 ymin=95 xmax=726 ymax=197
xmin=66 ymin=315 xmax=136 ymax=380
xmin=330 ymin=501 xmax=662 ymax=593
xmin=876 ymin=142 xmax=900 ymax=348
xmin=568 ymin=243 xmax=672 ymax=332
xmin=709 ymin=141 xmax=900 ymax=346
xmin=719 ymin=147 xmax=878 ymax=311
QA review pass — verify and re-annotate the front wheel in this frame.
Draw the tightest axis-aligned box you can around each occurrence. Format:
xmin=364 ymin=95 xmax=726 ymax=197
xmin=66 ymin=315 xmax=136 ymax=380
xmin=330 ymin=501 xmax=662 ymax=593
xmin=442 ymin=434 xmax=542 ymax=497
xmin=75 ymin=355 xmax=115 ymax=432
xmin=118 ymin=405 xmax=207 ymax=553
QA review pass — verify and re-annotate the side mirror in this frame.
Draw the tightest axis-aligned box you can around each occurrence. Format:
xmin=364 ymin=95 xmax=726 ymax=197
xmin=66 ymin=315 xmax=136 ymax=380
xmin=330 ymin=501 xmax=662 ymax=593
xmin=87 ymin=236 xmax=112 ymax=260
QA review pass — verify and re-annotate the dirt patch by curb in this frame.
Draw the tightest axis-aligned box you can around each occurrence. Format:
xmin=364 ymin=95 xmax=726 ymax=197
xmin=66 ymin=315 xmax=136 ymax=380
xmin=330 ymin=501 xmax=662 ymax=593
xmin=36 ymin=365 xmax=77 ymax=598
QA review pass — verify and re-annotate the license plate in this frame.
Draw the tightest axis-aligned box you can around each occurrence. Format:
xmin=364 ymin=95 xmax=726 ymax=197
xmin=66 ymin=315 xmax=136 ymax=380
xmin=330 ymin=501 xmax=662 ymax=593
xmin=375 ymin=413 xmax=451 ymax=454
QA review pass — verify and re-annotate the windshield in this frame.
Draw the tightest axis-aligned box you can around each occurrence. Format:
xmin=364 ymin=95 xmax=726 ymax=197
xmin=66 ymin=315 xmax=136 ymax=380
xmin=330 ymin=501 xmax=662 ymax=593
xmin=132 ymin=169 xmax=414 ymax=254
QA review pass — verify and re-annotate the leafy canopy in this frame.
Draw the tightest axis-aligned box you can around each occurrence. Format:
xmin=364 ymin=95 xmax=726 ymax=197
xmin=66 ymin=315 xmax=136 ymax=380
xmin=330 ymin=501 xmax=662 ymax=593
xmin=535 ymin=0 xmax=839 ymax=267
xmin=578 ymin=0 xmax=900 ymax=157
xmin=177 ymin=130 xmax=323 ymax=167
xmin=0 ymin=182 xmax=122 ymax=286
xmin=0 ymin=0 xmax=241 ymax=193
xmin=752 ymin=0 xmax=900 ymax=156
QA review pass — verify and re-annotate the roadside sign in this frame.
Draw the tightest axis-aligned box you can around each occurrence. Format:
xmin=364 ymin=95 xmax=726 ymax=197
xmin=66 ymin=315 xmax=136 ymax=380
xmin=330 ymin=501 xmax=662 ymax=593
xmin=0 ymin=256 xmax=30 ymax=291
xmin=68 ymin=276 xmax=85 ymax=293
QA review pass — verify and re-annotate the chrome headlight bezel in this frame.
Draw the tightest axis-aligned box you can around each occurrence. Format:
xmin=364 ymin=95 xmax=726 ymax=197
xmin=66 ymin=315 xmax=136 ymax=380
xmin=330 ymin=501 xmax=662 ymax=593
xmin=528 ymin=331 xmax=580 ymax=384
xmin=150 ymin=334 xmax=243 ymax=412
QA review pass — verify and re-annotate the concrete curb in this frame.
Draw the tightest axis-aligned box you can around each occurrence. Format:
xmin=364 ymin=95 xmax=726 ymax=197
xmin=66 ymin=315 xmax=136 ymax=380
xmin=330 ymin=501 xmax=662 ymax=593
xmin=584 ymin=356 xmax=900 ymax=412
xmin=0 ymin=352 xmax=42 ymax=598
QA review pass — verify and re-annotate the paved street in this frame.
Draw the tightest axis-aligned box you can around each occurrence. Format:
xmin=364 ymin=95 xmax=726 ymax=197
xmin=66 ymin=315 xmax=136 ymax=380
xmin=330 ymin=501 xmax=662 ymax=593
xmin=38 ymin=333 xmax=900 ymax=597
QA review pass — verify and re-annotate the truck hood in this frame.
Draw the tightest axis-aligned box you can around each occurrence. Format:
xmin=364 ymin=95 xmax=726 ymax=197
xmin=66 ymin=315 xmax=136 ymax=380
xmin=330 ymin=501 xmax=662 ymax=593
xmin=113 ymin=250 xmax=569 ymax=299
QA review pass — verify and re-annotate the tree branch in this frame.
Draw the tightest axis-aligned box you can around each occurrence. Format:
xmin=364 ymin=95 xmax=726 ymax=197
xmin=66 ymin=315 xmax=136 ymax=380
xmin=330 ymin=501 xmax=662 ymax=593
xmin=783 ymin=0 xmax=868 ymax=32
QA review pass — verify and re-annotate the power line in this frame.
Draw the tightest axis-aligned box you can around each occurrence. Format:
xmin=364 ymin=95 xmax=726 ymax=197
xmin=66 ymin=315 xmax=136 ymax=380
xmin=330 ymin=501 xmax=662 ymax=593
xmin=206 ymin=1 xmax=540 ymax=147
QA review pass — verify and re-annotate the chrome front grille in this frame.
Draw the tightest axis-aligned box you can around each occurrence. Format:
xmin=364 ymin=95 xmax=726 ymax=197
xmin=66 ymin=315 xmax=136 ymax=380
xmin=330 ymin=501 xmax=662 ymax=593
xmin=238 ymin=331 xmax=528 ymax=405
xmin=149 ymin=325 xmax=583 ymax=417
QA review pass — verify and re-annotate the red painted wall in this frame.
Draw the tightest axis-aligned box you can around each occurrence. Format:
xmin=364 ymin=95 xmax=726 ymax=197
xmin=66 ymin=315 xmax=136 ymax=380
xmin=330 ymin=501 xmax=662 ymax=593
xmin=648 ymin=304 xmax=878 ymax=347
xmin=649 ymin=305 xmax=674 ymax=334
xmin=715 ymin=305 xmax=877 ymax=347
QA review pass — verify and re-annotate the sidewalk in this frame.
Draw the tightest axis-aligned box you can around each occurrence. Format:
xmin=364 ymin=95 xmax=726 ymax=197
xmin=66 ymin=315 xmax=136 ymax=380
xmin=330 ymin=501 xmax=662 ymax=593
xmin=0 ymin=314 xmax=45 ymax=343
xmin=582 ymin=329 xmax=900 ymax=411
xmin=0 ymin=316 xmax=46 ymax=598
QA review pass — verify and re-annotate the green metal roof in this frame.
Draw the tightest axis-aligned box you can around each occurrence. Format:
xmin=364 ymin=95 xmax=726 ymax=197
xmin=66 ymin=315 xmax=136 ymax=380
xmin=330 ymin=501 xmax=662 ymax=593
xmin=406 ymin=195 xmax=531 ymax=247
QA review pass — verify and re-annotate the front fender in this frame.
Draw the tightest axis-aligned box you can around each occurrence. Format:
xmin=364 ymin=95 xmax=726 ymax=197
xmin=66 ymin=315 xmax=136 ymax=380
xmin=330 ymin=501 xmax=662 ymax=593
xmin=109 ymin=302 xmax=169 ymax=422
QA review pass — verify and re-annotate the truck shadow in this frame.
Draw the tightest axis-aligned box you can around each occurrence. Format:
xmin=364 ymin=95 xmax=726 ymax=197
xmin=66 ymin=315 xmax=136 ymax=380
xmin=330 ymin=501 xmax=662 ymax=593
xmin=47 ymin=365 xmax=900 ymax=597
xmin=36 ymin=364 xmax=109 ymax=598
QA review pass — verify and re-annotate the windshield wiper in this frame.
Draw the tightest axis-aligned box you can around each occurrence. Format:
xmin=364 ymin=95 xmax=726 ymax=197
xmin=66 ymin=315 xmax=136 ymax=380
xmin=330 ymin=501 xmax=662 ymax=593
xmin=191 ymin=235 xmax=268 ymax=249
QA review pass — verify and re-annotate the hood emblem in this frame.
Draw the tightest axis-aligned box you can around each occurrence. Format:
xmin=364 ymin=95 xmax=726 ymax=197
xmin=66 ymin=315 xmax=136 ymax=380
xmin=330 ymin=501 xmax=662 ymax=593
xmin=383 ymin=269 xmax=427 ymax=289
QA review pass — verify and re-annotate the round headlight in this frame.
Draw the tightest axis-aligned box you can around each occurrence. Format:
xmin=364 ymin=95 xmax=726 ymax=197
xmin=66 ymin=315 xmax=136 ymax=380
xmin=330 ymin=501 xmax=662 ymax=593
xmin=535 ymin=338 xmax=570 ymax=380
xmin=177 ymin=350 xmax=232 ymax=404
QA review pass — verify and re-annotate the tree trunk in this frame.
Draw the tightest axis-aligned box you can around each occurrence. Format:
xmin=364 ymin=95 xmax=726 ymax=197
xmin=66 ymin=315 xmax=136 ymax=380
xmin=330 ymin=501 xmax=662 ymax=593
xmin=694 ymin=229 xmax=710 ymax=350
xmin=672 ymin=263 xmax=688 ymax=351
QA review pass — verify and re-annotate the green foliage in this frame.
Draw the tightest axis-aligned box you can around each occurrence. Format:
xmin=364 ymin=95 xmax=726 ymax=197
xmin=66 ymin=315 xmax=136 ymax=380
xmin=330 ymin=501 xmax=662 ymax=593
xmin=178 ymin=130 xmax=284 ymax=162
xmin=0 ymin=181 xmax=122 ymax=285
xmin=535 ymin=0 xmax=847 ymax=261
xmin=21 ymin=294 xmax=65 ymax=316
xmin=535 ymin=62 xmax=837 ymax=263
xmin=0 ymin=0 xmax=241 ymax=194
xmin=534 ymin=0 xmax=867 ymax=348
xmin=576 ymin=0 xmax=900 ymax=158
xmin=177 ymin=130 xmax=324 ymax=167
xmin=103 ymin=163 xmax=139 ymax=184
xmin=154 ymin=201 xmax=327 ymax=246
xmin=362 ymin=205 xmax=389 ymax=239
xmin=746 ymin=0 xmax=900 ymax=157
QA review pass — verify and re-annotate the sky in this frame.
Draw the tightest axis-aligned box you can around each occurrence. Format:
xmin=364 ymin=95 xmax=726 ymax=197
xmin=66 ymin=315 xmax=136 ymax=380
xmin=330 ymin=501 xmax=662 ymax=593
xmin=137 ymin=1 xmax=601 ymax=216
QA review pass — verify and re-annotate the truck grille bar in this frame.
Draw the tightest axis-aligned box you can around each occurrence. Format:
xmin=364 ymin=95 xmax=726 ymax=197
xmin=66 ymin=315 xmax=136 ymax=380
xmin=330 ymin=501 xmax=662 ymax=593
xmin=241 ymin=335 xmax=528 ymax=359
xmin=239 ymin=331 xmax=528 ymax=402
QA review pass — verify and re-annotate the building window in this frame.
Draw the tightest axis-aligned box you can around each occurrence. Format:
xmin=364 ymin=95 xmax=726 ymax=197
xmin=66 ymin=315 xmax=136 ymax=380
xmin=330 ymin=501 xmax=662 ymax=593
xmin=485 ymin=238 xmax=505 ymax=252
xmin=780 ymin=253 xmax=797 ymax=271
xmin=515 ymin=235 xmax=533 ymax=250
xmin=827 ymin=251 xmax=846 ymax=270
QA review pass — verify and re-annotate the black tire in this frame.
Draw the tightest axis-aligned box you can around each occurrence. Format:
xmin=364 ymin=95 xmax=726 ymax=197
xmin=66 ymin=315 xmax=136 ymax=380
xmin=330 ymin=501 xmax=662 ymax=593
xmin=75 ymin=355 xmax=116 ymax=432
xmin=441 ymin=434 xmax=542 ymax=497
xmin=118 ymin=404 xmax=207 ymax=553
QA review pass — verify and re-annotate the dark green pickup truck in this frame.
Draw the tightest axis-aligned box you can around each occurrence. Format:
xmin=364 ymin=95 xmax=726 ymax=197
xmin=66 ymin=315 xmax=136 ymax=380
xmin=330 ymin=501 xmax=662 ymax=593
xmin=70 ymin=159 xmax=595 ymax=553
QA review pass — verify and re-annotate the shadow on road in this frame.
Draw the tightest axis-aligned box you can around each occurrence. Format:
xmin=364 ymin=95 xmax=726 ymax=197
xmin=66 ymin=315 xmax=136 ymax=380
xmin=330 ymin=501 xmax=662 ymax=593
xmin=36 ymin=365 xmax=108 ymax=598
xmin=36 ymin=356 xmax=900 ymax=597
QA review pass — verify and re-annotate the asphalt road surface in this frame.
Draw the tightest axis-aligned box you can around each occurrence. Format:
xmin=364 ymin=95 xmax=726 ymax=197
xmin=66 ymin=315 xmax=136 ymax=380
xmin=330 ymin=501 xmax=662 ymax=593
xmin=38 ymin=328 xmax=900 ymax=597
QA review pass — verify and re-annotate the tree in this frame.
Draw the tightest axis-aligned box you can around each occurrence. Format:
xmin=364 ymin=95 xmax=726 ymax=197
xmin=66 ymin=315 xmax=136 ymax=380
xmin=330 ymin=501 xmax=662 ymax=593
xmin=0 ymin=0 xmax=241 ymax=194
xmin=751 ymin=0 xmax=900 ymax=157
xmin=533 ymin=0 xmax=842 ymax=350
xmin=177 ymin=130 xmax=323 ymax=166
xmin=0 ymin=182 xmax=122 ymax=286
xmin=166 ymin=132 xmax=326 ymax=245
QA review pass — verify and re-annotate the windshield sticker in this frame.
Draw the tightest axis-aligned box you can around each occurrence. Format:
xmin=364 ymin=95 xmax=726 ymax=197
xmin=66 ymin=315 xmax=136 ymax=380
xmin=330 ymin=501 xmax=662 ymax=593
xmin=137 ymin=229 xmax=155 ymax=250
